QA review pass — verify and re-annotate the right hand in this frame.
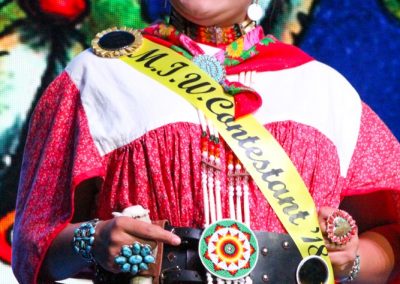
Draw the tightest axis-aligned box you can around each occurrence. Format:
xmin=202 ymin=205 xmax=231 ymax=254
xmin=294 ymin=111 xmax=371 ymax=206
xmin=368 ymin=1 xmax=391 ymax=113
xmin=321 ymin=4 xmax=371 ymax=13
xmin=92 ymin=217 xmax=181 ymax=273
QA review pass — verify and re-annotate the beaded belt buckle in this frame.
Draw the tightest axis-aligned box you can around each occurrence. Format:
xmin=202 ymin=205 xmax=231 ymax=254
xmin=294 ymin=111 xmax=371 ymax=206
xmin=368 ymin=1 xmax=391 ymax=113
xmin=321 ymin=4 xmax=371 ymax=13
xmin=198 ymin=219 xmax=259 ymax=280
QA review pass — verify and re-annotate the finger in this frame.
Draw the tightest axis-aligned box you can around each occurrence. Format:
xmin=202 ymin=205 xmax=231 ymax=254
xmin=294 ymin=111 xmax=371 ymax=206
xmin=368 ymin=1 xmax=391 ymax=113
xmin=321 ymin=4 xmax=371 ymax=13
xmin=325 ymin=241 xmax=346 ymax=252
xmin=319 ymin=216 xmax=327 ymax=235
xmin=122 ymin=218 xmax=181 ymax=246
xmin=318 ymin=206 xmax=336 ymax=219
xmin=318 ymin=207 xmax=336 ymax=234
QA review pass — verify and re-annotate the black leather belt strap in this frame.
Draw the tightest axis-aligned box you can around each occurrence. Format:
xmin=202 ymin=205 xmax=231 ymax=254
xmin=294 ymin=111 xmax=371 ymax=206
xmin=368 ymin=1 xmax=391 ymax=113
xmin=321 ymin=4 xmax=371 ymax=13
xmin=161 ymin=225 xmax=303 ymax=283
xmin=94 ymin=225 xmax=310 ymax=283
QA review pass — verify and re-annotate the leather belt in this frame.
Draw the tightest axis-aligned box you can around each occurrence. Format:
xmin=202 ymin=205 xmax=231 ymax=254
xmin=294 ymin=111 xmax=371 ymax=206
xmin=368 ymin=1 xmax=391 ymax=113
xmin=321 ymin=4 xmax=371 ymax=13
xmin=94 ymin=225 xmax=328 ymax=283
xmin=160 ymin=225 xmax=303 ymax=283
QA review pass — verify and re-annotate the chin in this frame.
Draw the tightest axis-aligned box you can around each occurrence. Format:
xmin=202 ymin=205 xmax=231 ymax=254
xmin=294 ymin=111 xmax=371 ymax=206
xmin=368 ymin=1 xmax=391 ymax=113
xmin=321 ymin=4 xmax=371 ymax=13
xmin=170 ymin=0 xmax=249 ymax=27
xmin=170 ymin=0 xmax=221 ymax=22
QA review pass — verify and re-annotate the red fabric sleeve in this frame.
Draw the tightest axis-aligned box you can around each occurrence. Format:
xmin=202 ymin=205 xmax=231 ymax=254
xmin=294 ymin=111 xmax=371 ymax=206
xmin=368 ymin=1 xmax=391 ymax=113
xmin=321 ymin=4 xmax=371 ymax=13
xmin=11 ymin=72 xmax=104 ymax=284
xmin=342 ymin=103 xmax=400 ymax=282
xmin=344 ymin=103 xmax=400 ymax=196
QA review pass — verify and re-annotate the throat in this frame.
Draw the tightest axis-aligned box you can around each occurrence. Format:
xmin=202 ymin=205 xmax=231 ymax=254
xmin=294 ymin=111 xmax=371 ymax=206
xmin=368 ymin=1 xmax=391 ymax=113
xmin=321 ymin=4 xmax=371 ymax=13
xmin=169 ymin=8 xmax=256 ymax=47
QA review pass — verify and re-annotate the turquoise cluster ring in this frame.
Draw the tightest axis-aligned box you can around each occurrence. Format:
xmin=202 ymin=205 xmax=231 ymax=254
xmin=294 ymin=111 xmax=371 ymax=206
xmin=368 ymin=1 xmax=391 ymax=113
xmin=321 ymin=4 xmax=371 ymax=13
xmin=114 ymin=242 xmax=155 ymax=275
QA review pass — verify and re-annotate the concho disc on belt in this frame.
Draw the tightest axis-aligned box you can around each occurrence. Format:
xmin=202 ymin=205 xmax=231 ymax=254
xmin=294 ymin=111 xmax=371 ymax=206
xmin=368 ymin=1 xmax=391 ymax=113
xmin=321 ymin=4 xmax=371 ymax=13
xmin=199 ymin=219 xmax=259 ymax=280
xmin=91 ymin=27 xmax=143 ymax=58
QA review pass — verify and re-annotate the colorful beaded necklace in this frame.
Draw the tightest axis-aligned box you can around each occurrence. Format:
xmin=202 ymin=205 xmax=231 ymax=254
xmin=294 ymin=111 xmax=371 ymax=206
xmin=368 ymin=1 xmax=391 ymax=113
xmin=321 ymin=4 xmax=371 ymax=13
xmin=169 ymin=8 xmax=256 ymax=48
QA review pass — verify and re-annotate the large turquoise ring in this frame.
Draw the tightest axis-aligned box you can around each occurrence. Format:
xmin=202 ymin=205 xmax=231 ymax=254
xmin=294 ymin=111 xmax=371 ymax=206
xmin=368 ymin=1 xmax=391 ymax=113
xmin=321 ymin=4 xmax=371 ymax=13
xmin=114 ymin=242 xmax=155 ymax=275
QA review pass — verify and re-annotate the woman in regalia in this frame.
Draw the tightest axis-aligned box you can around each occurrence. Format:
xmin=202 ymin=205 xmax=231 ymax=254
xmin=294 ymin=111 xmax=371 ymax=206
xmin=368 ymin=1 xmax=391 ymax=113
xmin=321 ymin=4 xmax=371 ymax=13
xmin=12 ymin=0 xmax=400 ymax=283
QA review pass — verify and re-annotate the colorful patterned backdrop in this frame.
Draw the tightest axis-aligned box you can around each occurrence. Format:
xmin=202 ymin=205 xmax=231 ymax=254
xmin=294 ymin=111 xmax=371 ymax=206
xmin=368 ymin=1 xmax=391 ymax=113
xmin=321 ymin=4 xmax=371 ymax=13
xmin=0 ymin=0 xmax=399 ymax=282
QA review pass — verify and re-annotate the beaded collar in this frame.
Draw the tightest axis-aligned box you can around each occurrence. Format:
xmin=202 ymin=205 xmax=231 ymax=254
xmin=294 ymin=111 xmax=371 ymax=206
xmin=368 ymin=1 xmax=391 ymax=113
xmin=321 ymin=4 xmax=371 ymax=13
xmin=169 ymin=8 xmax=256 ymax=47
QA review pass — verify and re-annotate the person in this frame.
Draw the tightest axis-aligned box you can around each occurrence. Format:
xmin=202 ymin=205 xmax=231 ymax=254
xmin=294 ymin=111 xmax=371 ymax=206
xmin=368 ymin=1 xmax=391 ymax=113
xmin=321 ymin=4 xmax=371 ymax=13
xmin=12 ymin=0 xmax=400 ymax=283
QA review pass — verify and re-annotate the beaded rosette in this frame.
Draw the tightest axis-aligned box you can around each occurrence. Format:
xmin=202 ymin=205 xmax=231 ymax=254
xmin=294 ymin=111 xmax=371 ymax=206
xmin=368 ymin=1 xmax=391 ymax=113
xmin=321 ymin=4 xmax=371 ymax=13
xmin=326 ymin=209 xmax=357 ymax=245
xmin=199 ymin=219 xmax=259 ymax=280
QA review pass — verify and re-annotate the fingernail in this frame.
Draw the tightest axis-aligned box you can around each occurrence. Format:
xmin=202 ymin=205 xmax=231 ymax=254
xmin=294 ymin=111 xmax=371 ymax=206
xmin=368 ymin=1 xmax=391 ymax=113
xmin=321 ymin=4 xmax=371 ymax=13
xmin=172 ymin=235 xmax=181 ymax=245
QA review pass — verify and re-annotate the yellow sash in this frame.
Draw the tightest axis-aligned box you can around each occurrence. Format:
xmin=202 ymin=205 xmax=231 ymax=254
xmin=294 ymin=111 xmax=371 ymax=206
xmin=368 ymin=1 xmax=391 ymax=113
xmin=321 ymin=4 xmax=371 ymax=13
xmin=120 ymin=37 xmax=334 ymax=283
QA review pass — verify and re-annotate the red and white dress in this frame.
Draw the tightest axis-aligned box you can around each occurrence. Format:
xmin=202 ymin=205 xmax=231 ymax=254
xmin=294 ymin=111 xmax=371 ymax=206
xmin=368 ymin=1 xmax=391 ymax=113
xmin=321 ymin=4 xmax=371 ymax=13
xmin=12 ymin=37 xmax=400 ymax=283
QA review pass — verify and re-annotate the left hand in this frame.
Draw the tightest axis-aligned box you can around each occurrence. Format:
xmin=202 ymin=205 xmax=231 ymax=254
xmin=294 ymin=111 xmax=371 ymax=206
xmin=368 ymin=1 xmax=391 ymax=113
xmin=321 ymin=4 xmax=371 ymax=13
xmin=318 ymin=206 xmax=359 ymax=281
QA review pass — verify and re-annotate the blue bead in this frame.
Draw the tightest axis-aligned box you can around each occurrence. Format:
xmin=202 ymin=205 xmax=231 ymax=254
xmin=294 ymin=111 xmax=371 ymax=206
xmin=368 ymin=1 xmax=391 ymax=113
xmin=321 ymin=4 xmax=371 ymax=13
xmin=114 ymin=256 xmax=127 ymax=265
xmin=130 ymin=264 xmax=139 ymax=275
xmin=132 ymin=243 xmax=141 ymax=254
xmin=140 ymin=245 xmax=151 ymax=256
xmin=139 ymin=262 xmax=149 ymax=271
xmin=85 ymin=245 xmax=92 ymax=253
xmin=89 ymin=226 xmax=95 ymax=234
xmin=121 ymin=263 xmax=131 ymax=273
xmin=129 ymin=254 xmax=143 ymax=265
xmin=89 ymin=236 xmax=95 ymax=245
xmin=144 ymin=255 xmax=155 ymax=264
xmin=121 ymin=245 xmax=133 ymax=257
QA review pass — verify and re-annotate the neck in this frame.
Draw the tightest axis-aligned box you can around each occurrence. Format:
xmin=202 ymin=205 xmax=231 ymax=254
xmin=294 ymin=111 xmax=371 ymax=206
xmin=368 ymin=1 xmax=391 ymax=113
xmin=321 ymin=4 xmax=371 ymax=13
xmin=169 ymin=8 xmax=256 ymax=47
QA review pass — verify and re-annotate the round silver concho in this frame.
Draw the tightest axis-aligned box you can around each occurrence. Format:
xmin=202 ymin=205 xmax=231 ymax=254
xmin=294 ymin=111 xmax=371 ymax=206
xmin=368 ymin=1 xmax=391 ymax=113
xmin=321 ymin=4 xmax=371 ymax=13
xmin=192 ymin=54 xmax=226 ymax=84
xmin=296 ymin=255 xmax=329 ymax=284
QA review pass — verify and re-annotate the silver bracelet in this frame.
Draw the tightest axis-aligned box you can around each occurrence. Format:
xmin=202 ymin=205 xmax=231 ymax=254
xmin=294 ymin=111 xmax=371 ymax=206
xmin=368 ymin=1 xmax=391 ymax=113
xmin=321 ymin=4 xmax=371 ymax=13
xmin=72 ymin=219 xmax=100 ymax=263
xmin=338 ymin=255 xmax=361 ymax=283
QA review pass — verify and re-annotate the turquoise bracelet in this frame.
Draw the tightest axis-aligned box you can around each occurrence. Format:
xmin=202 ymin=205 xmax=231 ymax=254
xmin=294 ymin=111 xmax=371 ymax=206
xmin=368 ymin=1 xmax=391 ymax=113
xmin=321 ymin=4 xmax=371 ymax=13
xmin=72 ymin=219 xmax=100 ymax=263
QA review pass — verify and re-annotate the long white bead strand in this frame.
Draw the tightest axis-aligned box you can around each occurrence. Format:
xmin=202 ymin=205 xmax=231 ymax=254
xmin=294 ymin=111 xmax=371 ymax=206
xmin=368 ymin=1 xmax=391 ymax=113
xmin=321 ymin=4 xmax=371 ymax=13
xmin=227 ymin=150 xmax=236 ymax=220
xmin=209 ymin=121 xmax=223 ymax=221
xmin=198 ymin=110 xmax=211 ymax=226
xmin=243 ymin=174 xmax=251 ymax=227
xmin=207 ymin=127 xmax=217 ymax=224
xmin=235 ymin=160 xmax=243 ymax=223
